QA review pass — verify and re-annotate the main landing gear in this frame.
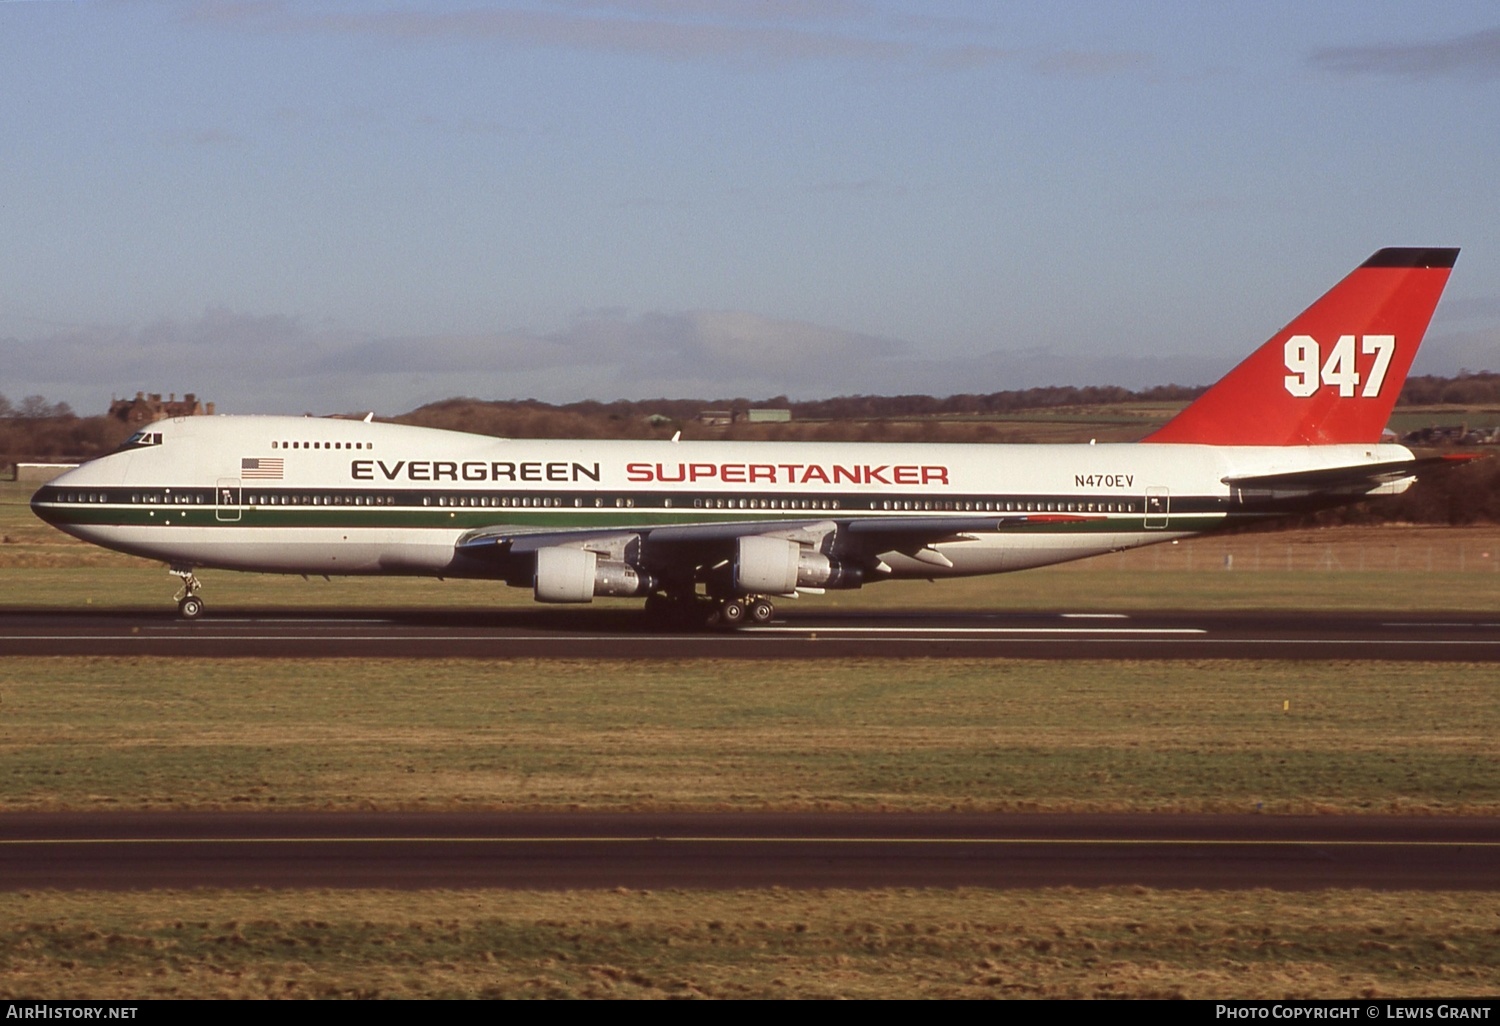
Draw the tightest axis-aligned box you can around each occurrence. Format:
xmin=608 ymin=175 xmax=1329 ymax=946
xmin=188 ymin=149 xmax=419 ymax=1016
xmin=719 ymin=596 xmax=776 ymax=627
xmin=169 ymin=567 xmax=205 ymax=619
xmin=643 ymin=592 xmax=776 ymax=630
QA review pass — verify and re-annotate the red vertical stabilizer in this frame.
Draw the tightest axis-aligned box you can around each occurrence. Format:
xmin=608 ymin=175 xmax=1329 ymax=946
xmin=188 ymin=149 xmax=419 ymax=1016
xmin=1143 ymin=248 xmax=1458 ymax=446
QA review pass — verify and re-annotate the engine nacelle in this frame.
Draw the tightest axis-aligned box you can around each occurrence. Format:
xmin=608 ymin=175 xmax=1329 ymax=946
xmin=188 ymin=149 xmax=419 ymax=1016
xmin=734 ymin=537 xmax=864 ymax=593
xmin=734 ymin=535 xmax=800 ymax=593
xmin=533 ymin=546 xmax=654 ymax=603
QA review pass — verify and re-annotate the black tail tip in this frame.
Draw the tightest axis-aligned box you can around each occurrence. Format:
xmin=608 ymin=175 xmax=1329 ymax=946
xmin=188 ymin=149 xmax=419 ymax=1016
xmin=1361 ymin=247 xmax=1459 ymax=269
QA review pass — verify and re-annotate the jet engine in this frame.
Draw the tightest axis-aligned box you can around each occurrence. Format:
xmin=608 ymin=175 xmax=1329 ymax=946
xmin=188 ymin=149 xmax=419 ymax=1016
xmin=533 ymin=546 xmax=655 ymax=603
xmin=733 ymin=536 xmax=863 ymax=594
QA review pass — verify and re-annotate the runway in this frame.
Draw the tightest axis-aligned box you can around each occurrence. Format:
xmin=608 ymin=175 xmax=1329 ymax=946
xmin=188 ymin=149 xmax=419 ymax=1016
xmin=1 ymin=607 xmax=1498 ymax=659
xmin=2 ymin=812 xmax=1496 ymax=891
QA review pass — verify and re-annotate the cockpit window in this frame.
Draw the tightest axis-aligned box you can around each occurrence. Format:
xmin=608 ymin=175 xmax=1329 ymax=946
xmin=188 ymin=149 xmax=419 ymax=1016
xmin=112 ymin=431 xmax=164 ymax=454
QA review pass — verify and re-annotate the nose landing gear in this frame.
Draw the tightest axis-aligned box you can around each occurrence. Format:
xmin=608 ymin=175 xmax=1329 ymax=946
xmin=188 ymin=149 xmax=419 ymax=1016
xmin=169 ymin=567 xmax=205 ymax=619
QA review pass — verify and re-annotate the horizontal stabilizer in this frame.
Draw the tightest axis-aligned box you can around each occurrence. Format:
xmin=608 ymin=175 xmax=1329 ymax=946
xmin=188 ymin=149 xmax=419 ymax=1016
xmin=1222 ymin=454 xmax=1480 ymax=493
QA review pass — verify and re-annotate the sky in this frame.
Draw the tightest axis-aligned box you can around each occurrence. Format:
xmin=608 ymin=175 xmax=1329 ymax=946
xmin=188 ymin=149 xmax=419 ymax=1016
xmin=2 ymin=0 xmax=1498 ymax=416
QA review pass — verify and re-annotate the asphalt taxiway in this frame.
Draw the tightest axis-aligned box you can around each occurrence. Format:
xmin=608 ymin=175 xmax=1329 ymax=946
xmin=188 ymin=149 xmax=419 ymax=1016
xmin=0 ymin=608 xmax=1497 ymax=659
xmin=3 ymin=812 xmax=1496 ymax=891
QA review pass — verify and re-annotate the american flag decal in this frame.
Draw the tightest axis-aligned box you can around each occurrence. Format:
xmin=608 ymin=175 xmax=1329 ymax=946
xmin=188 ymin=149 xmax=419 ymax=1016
xmin=241 ymin=457 xmax=284 ymax=480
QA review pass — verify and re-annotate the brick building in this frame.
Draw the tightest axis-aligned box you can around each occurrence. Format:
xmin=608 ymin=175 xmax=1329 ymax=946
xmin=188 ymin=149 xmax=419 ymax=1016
xmin=108 ymin=392 xmax=214 ymax=425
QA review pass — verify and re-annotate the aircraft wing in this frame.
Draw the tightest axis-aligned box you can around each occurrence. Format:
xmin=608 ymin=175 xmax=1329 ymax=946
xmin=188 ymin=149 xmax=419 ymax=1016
xmin=454 ymin=515 xmax=1021 ymax=586
xmin=456 ymin=518 xmax=837 ymax=557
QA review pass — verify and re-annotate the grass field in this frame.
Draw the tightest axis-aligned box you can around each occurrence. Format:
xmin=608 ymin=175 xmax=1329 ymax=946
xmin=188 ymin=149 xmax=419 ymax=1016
xmin=3 ymin=888 xmax=1497 ymax=999
xmin=3 ymin=657 xmax=1495 ymax=814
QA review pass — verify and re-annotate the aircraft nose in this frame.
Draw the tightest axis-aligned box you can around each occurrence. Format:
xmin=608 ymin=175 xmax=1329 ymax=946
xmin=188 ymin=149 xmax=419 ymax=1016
xmin=29 ymin=466 xmax=82 ymax=526
xmin=31 ymin=486 xmax=56 ymax=525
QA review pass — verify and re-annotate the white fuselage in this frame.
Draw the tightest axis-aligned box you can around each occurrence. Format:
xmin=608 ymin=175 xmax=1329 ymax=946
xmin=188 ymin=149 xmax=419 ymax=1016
xmin=31 ymin=415 xmax=1413 ymax=584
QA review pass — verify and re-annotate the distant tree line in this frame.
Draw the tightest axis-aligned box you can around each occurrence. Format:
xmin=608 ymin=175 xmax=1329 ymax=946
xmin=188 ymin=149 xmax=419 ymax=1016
xmin=1398 ymin=372 xmax=1500 ymax=406
xmin=397 ymin=383 xmax=1214 ymax=432
xmin=0 ymin=394 xmax=74 ymax=420
xmin=0 ymin=393 xmax=129 ymax=466
xmin=787 ymin=384 xmax=1210 ymax=420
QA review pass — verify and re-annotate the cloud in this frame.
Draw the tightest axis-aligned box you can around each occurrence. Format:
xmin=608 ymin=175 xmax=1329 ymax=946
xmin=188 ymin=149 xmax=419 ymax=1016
xmin=1432 ymin=297 xmax=1500 ymax=323
xmin=1 ymin=310 xmax=343 ymax=414
xmin=0 ymin=304 xmax=1247 ymax=416
xmin=809 ymin=178 xmax=905 ymax=197
xmin=180 ymin=0 xmax=1024 ymax=69
xmin=192 ymin=3 xmax=1187 ymax=77
xmin=160 ymin=128 xmax=247 ymax=148
xmin=186 ymin=1 xmax=907 ymax=64
xmin=0 ymin=307 xmax=901 ymax=413
xmin=1033 ymin=49 xmax=1156 ymax=78
xmin=928 ymin=43 xmax=1015 ymax=70
xmin=1310 ymin=26 xmax=1500 ymax=80
xmin=316 ymin=309 xmax=906 ymax=390
xmin=1413 ymin=328 xmax=1500 ymax=377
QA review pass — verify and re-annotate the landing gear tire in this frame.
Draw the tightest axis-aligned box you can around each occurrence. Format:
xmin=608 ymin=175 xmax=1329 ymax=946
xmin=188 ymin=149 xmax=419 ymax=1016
xmin=169 ymin=566 xmax=204 ymax=618
xmin=748 ymin=598 xmax=775 ymax=624
xmin=719 ymin=599 xmax=747 ymax=628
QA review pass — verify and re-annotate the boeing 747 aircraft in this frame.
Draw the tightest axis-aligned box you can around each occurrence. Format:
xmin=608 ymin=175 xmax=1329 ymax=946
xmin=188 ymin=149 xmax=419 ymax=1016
xmin=32 ymin=248 xmax=1460 ymax=626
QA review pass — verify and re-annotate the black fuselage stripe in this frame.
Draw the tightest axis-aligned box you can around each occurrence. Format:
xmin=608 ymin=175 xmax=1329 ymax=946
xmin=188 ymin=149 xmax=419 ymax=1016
xmin=33 ymin=485 xmax=1229 ymax=515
